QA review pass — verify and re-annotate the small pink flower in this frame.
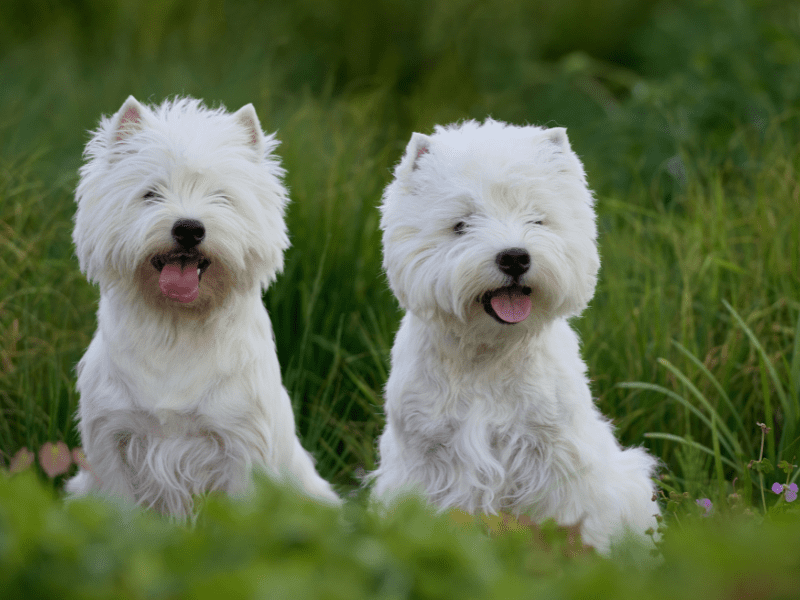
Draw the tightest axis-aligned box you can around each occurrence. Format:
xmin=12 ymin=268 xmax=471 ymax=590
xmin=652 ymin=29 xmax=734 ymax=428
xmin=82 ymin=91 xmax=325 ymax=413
xmin=9 ymin=447 xmax=34 ymax=473
xmin=38 ymin=441 xmax=72 ymax=477
xmin=772 ymin=482 xmax=783 ymax=495
xmin=72 ymin=447 xmax=90 ymax=470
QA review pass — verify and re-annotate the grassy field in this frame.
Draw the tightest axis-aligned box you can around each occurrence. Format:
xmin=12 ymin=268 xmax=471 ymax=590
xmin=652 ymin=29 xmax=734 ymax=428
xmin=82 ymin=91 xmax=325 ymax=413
xmin=1 ymin=0 xmax=800 ymax=588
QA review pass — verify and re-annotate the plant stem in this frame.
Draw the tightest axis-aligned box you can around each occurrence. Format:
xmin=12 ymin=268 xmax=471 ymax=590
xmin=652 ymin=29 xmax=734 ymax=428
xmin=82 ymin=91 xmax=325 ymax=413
xmin=757 ymin=423 xmax=767 ymax=513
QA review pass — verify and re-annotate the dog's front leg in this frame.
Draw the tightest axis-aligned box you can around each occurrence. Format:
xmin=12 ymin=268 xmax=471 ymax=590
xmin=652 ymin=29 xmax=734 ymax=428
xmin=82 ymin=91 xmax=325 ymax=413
xmin=65 ymin=416 xmax=140 ymax=503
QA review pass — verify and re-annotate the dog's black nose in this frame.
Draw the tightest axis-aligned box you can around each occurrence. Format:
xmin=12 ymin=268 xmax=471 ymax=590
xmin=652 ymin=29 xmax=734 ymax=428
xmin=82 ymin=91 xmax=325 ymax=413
xmin=172 ymin=219 xmax=205 ymax=249
xmin=496 ymin=248 xmax=530 ymax=279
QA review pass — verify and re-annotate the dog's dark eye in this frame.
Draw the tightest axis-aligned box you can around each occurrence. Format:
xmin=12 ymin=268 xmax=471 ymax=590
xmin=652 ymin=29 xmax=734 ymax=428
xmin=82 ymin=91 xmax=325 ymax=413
xmin=211 ymin=190 xmax=231 ymax=205
xmin=453 ymin=221 xmax=467 ymax=235
xmin=143 ymin=190 xmax=161 ymax=202
xmin=529 ymin=219 xmax=544 ymax=226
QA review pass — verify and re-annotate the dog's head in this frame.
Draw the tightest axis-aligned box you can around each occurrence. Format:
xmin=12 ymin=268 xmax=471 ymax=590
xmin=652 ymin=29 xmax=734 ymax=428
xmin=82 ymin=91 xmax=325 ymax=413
xmin=73 ymin=96 xmax=290 ymax=312
xmin=380 ymin=119 xmax=599 ymax=335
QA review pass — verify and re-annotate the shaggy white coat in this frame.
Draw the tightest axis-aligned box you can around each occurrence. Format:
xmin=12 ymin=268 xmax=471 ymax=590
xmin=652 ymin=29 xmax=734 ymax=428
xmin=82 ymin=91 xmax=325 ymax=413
xmin=370 ymin=119 xmax=660 ymax=553
xmin=66 ymin=96 xmax=338 ymax=515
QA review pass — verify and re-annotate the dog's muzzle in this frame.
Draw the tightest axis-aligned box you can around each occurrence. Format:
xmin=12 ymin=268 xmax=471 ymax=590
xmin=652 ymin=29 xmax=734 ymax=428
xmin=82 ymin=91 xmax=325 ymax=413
xmin=478 ymin=248 xmax=533 ymax=324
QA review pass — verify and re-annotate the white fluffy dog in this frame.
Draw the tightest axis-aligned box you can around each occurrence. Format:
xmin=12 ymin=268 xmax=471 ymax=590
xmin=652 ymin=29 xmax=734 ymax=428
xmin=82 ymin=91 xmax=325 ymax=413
xmin=66 ymin=96 xmax=338 ymax=515
xmin=370 ymin=119 xmax=660 ymax=552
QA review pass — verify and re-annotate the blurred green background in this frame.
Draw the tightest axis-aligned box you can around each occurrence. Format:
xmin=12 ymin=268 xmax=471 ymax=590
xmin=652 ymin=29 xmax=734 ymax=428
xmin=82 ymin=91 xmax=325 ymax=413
xmin=1 ymin=0 xmax=799 ymax=502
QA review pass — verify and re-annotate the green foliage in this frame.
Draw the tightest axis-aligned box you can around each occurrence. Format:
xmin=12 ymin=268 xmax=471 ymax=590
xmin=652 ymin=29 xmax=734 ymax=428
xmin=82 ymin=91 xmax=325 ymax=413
xmin=0 ymin=469 xmax=587 ymax=599
xmin=3 ymin=469 xmax=800 ymax=599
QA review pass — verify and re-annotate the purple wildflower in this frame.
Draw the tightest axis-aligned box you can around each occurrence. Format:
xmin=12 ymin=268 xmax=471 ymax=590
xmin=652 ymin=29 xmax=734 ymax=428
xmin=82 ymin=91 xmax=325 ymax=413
xmin=771 ymin=482 xmax=798 ymax=502
xmin=696 ymin=498 xmax=713 ymax=516
xmin=787 ymin=483 xmax=798 ymax=502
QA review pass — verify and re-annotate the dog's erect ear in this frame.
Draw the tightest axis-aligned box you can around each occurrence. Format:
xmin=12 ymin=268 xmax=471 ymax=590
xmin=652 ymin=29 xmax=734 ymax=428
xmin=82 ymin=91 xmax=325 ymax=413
xmin=543 ymin=126 xmax=590 ymax=190
xmin=543 ymin=127 xmax=571 ymax=152
xmin=396 ymin=132 xmax=432 ymax=182
xmin=408 ymin=132 xmax=432 ymax=170
xmin=233 ymin=104 xmax=264 ymax=152
xmin=112 ymin=96 xmax=146 ymax=143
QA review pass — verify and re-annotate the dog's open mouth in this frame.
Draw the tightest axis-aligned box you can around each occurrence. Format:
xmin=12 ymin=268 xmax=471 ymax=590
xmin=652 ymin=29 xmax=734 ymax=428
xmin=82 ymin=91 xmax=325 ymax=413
xmin=150 ymin=252 xmax=211 ymax=304
xmin=480 ymin=284 xmax=532 ymax=324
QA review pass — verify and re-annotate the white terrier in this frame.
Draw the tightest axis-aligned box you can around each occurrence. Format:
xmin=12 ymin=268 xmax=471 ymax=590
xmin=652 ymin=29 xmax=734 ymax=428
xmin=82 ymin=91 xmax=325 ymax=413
xmin=66 ymin=96 xmax=338 ymax=515
xmin=370 ymin=119 xmax=660 ymax=552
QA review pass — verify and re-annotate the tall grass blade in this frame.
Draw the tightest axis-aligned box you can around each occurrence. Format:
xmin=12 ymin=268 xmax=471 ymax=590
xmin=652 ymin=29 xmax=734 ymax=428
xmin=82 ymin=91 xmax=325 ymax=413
xmin=643 ymin=432 xmax=740 ymax=471
xmin=711 ymin=412 xmax=726 ymax=504
xmin=656 ymin=357 xmax=743 ymax=458
xmin=619 ymin=381 xmax=740 ymax=468
xmin=723 ymin=300 xmax=796 ymax=459
xmin=670 ymin=339 xmax=749 ymax=448
xmin=789 ymin=309 xmax=800 ymax=418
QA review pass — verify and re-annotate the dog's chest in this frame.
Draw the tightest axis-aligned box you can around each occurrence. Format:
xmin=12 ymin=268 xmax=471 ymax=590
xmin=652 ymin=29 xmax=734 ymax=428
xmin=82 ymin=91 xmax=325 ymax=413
xmin=111 ymin=337 xmax=226 ymax=411
xmin=113 ymin=410 xmax=252 ymax=514
xmin=398 ymin=376 xmax=568 ymax=512
xmin=422 ymin=373 xmax=561 ymax=447
xmin=450 ymin=400 xmax=556 ymax=469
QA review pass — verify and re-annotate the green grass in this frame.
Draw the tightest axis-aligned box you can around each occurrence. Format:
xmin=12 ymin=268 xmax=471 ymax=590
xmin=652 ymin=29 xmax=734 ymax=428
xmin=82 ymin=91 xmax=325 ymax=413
xmin=2 ymin=0 xmax=800 ymax=592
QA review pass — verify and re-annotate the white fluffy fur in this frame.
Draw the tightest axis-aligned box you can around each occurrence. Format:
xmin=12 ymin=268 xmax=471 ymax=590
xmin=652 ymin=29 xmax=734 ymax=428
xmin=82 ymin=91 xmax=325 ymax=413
xmin=66 ymin=96 xmax=339 ymax=515
xmin=370 ymin=119 xmax=660 ymax=553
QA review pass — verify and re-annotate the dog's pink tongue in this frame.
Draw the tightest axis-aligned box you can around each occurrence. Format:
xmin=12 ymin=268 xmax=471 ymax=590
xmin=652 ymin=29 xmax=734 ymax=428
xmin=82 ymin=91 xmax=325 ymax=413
xmin=491 ymin=289 xmax=532 ymax=323
xmin=159 ymin=263 xmax=199 ymax=303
